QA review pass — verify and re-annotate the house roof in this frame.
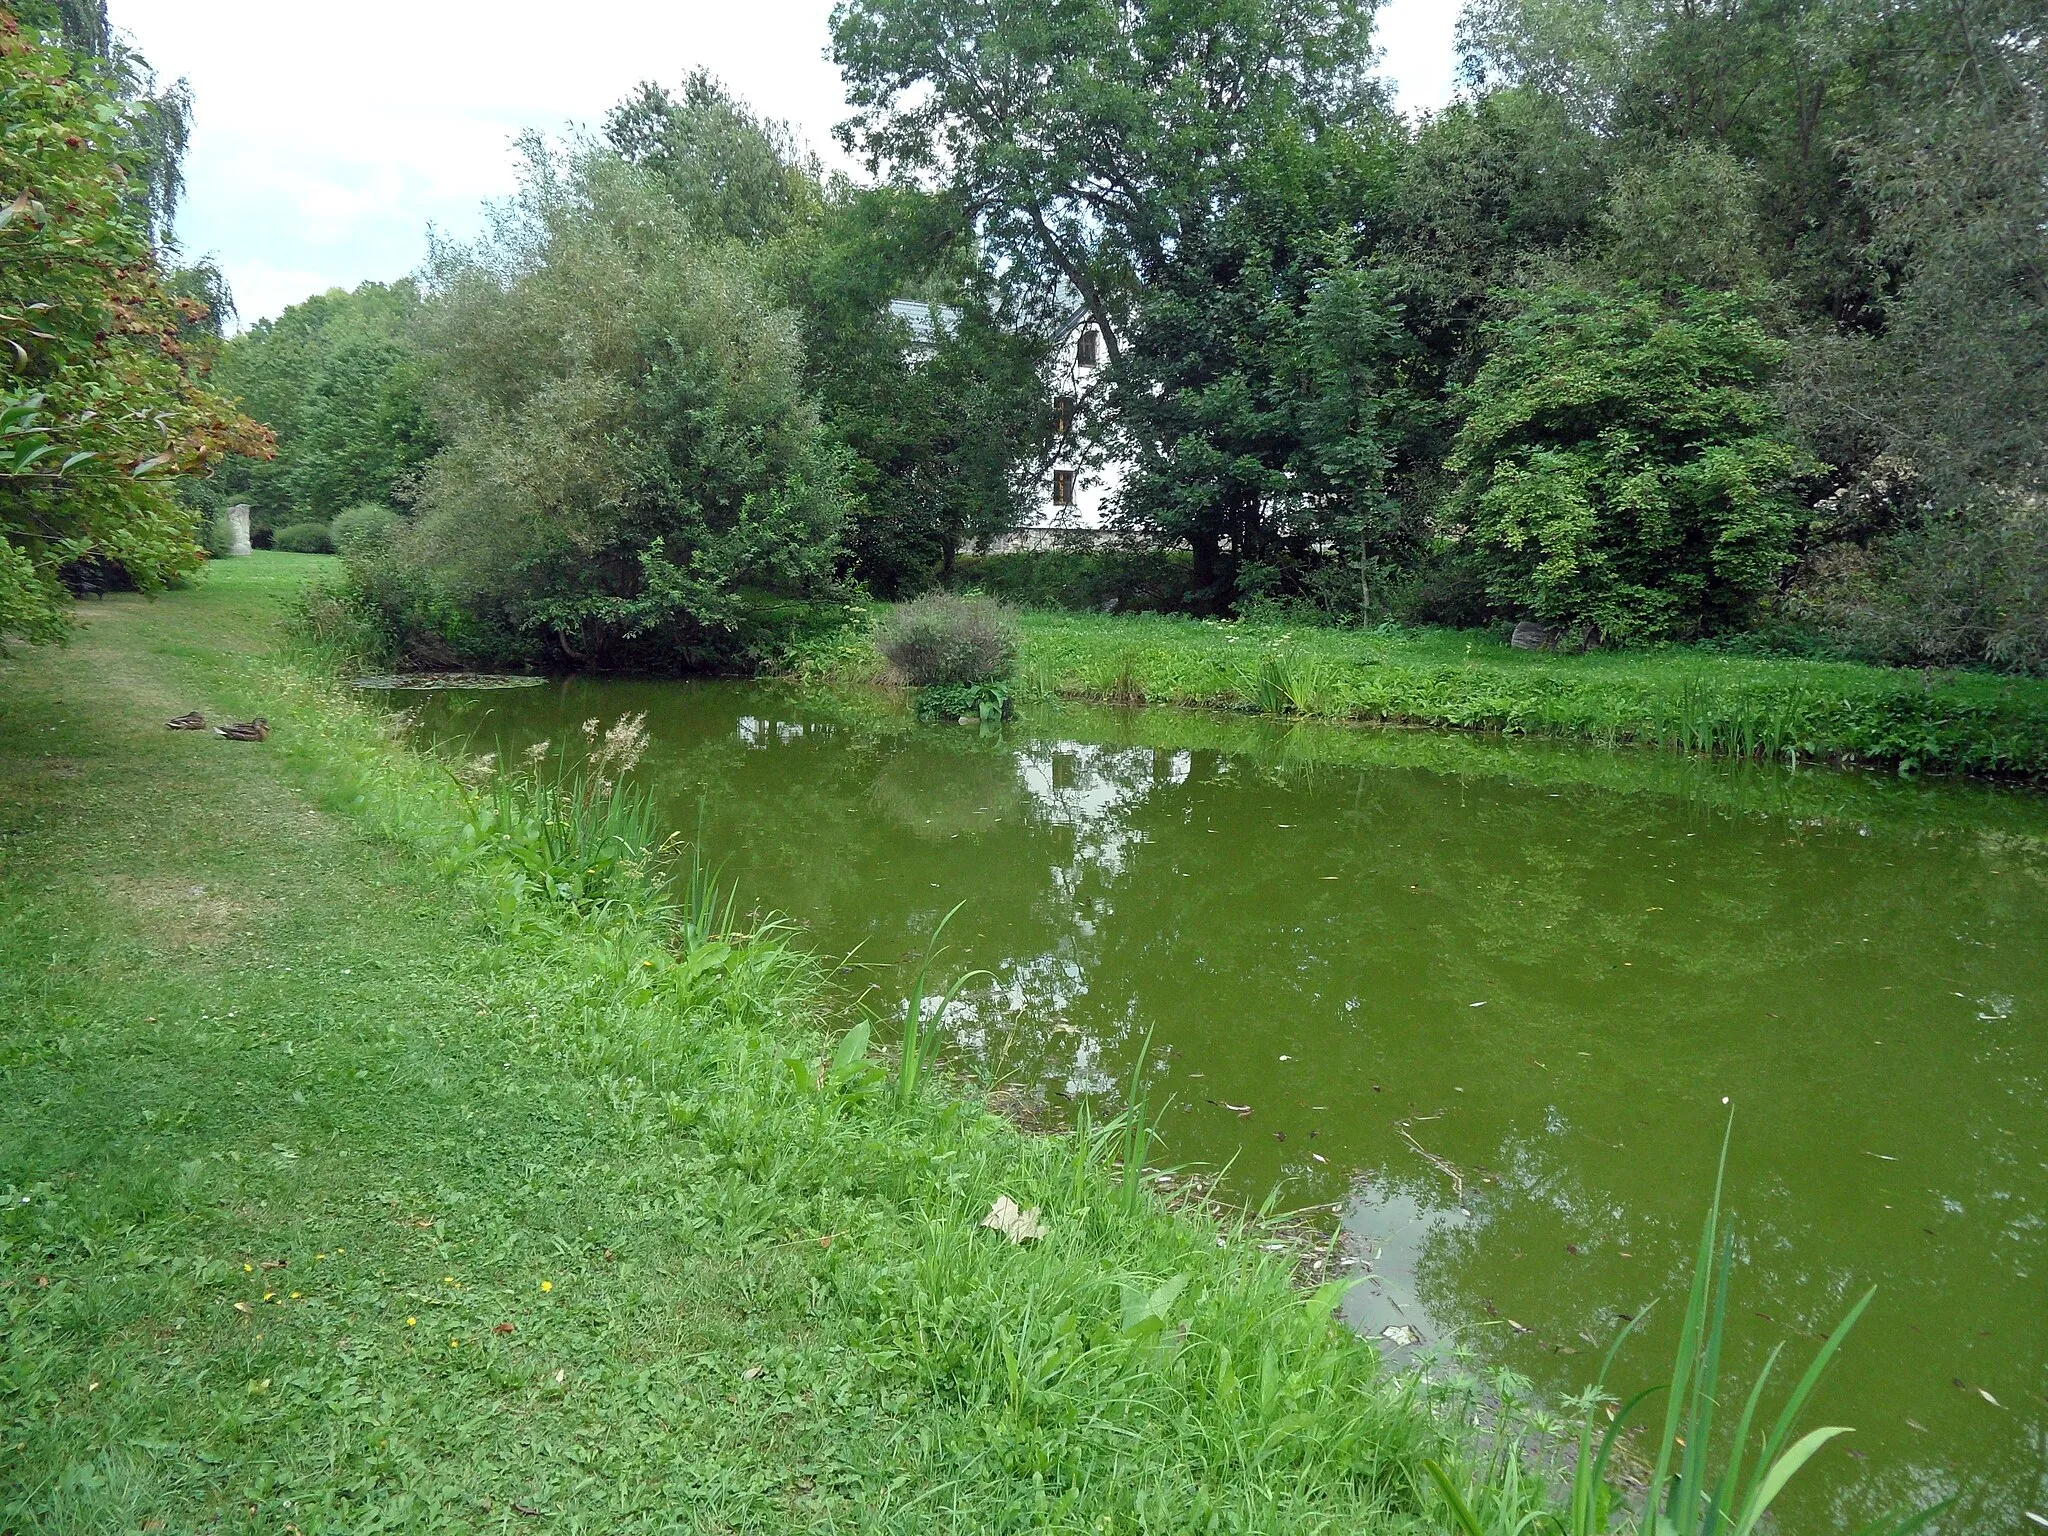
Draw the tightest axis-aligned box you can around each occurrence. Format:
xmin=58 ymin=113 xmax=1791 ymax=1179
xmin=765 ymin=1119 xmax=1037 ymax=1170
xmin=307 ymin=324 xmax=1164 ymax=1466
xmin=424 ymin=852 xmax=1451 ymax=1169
xmin=888 ymin=298 xmax=961 ymax=344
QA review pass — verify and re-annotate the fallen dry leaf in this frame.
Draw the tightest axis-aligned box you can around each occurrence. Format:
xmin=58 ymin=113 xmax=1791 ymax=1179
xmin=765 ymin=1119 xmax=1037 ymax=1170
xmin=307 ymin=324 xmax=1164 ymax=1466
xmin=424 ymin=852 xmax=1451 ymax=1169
xmin=981 ymin=1195 xmax=1049 ymax=1244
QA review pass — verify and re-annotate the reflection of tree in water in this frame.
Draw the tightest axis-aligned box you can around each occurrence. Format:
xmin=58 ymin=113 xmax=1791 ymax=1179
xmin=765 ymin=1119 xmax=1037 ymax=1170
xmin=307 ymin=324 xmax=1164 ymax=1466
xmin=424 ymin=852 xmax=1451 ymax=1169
xmin=868 ymin=744 xmax=1027 ymax=842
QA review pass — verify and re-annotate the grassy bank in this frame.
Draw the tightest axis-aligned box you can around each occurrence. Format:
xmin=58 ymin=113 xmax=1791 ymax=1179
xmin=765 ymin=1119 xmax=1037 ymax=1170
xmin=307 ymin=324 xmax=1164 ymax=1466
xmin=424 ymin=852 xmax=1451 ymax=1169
xmin=1 ymin=556 xmax=1488 ymax=1532
xmin=820 ymin=610 xmax=2048 ymax=780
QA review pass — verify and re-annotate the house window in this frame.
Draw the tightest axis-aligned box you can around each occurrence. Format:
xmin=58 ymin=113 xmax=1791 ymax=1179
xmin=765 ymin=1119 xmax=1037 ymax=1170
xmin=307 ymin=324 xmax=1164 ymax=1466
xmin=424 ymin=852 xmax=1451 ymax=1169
xmin=1053 ymin=395 xmax=1075 ymax=437
xmin=1052 ymin=469 xmax=1077 ymax=507
xmin=1075 ymin=328 xmax=1098 ymax=365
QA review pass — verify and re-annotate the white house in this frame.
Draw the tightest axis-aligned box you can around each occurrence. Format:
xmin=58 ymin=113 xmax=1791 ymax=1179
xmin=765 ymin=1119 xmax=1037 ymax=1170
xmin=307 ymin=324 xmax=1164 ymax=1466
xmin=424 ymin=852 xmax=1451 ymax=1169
xmin=1032 ymin=313 xmax=1124 ymax=537
xmin=890 ymin=298 xmax=1132 ymax=549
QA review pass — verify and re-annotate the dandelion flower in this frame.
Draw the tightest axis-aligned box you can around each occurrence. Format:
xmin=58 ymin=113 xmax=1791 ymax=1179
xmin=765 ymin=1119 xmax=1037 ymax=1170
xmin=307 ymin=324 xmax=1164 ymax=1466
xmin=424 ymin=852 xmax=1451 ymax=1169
xmin=406 ymin=1317 xmax=417 ymax=1327
xmin=541 ymin=1280 xmax=553 ymax=1293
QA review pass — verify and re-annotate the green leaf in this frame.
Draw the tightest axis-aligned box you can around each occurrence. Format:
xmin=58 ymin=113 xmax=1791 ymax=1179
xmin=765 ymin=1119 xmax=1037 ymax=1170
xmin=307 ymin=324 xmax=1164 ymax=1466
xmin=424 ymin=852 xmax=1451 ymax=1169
xmin=1423 ymin=1459 xmax=1491 ymax=1536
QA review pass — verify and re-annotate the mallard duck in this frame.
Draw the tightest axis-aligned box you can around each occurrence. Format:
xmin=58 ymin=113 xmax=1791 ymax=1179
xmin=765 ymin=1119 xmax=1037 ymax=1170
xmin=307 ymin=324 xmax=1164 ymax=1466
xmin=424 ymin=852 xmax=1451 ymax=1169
xmin=165 ymin=711 xmax=206 ymax=730
xmin=215 ymin=717 xmax=270 ymax=742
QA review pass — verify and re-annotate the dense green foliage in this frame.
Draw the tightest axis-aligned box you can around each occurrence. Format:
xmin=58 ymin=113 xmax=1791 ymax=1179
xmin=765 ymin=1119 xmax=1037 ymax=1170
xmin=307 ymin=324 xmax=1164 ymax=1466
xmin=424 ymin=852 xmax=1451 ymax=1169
xmin=379 ymin=144 xmax=853 ymax=670
xmin=69 ymin=0 xmax=2025 ymax=680
xmin=830 ymin=0 xmax=2045 ymax=665
xmin=0 ymin=5 xmax=265 ymax=645
xmin=954 ymin=548 xmax=1202 ymax=615
xmin=206 ymin=280 xmax=437 ymax=543
xmin=1450 ymin=285 xmax=1809 ymax=641
xmin=328 ymin=501 xmax=397 ymax=556
xmin=270 ymin=520 xmax=334 ymax=554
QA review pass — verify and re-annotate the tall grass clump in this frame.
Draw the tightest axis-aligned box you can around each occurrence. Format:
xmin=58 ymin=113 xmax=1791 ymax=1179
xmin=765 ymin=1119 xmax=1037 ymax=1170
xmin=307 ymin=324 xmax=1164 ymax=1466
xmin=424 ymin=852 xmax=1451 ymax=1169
xmin=879 ymin=592 xmax=1021 ymax=720
xmin=451 ymin=712 xmax=666 ymax=915
xmin=893 ymin=900 xmax=988 ymax=1105
xmin=877 ymin=592 xmax=1023 ymax=685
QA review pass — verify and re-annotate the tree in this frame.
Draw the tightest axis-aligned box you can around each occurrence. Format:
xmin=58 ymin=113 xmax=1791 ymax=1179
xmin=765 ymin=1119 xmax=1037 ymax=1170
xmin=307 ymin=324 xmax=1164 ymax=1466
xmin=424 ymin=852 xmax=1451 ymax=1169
xmin=391 ymin=141 xmax=850 ymax=669
xmin=0 ymin=6 xmax=266 ymax=645
xmin=612 ymin=72 xmax=1048 ymax=595
xmin=831 ymin=0 xmax=1385 ymax=367
xmin=604 ymin=70 xmax=821 ymax=243
xmin=774 ymin=184 xmax=1048 ymax=594
xmin=210 ymin=281 xmax=438 ymax=535
xmin=1450 ymin=283 xmax=1809 ymax=640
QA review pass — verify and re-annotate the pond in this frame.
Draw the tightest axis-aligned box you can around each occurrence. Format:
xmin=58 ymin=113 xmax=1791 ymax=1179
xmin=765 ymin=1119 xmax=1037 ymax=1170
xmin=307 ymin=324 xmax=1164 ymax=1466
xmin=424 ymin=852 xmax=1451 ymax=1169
xmin=389 ymin=677 xmax=2048 ymax=1533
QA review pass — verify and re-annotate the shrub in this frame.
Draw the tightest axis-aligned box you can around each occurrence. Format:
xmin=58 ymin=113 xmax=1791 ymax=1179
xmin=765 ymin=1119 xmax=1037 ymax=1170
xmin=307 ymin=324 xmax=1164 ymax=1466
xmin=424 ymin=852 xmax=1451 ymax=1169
xmin=1450 ymin=284 xmax=1809 ymax=643
xmin=201 ymin=509 xmax=238 ymax=559
xmin=952 ymin=549 xmax=1200 ymax=615
xmin=398 ymin=142 xmax=849 ymax=671
xmin=876 ymin=591 xmax=1019 ymax=685
xmin=330 ymin=503 xmax=399 ymax=556
xmin=272 ymin=521 xmax=336 ymax=554
xmin=1792 ymin=494 xmax=2048 ymax=675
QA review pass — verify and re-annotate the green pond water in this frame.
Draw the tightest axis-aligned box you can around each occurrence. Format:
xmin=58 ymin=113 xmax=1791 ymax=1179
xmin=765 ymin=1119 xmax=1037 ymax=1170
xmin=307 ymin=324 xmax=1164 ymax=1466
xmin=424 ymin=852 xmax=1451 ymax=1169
xmin=394 ymin=678 xmax=2048 ymax=1532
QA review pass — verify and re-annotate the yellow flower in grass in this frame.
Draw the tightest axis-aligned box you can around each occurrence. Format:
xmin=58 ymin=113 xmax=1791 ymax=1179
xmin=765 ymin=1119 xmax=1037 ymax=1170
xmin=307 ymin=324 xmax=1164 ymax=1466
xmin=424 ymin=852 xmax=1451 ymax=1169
xmin=405 ymin=1317 xmax=417 ymax=1327
xmin=541 ymin=1280 xmax=553 ymax=1293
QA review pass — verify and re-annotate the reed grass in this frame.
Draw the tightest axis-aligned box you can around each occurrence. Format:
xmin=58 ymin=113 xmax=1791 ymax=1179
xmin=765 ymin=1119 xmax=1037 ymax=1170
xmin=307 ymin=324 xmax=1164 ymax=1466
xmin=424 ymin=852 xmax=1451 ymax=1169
xmin=1422 ymin=1119 xmax=1944 ymax=1536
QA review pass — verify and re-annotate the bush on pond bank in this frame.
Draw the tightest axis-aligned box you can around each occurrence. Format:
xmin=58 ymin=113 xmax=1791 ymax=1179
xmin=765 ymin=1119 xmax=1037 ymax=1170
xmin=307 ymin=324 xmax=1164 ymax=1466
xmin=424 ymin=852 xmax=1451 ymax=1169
xmin=876 ymin=591 xmax=1020 ymax=686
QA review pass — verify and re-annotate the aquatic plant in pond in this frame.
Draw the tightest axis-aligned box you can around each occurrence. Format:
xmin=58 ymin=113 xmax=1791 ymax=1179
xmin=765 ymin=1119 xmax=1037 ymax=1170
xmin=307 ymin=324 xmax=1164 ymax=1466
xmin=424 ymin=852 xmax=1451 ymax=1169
xmin=894 ymin=900 xmax=990 ymax=1106
xmin=1426 ymin=1122 xmax=1944 ymax=1536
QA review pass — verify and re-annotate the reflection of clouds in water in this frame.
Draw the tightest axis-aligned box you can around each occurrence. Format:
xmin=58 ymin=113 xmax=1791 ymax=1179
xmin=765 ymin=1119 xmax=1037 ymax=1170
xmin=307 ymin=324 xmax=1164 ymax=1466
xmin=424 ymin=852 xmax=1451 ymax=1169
xmin=1341 ymin=1183 xmax=1473 ymax=1351
xmin=940 ymin=953 xmax=1127 ymax=1099
xmin=932 ymin=737 xmax=1183 ymax=1102
xmin=1016 ymin=741 xmax=1163 ymax=881
xmin=736 ymin=714 xmax=833 ymax=747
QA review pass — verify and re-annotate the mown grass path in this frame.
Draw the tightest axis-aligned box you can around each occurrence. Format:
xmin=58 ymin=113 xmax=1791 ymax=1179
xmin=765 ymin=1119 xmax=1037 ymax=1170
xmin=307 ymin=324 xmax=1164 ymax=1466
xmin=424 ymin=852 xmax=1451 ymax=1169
xmin=0 ymin=561 xmax=1440 ymax=1535
xmin=0 ymin=569 xmax=919 ymax=1531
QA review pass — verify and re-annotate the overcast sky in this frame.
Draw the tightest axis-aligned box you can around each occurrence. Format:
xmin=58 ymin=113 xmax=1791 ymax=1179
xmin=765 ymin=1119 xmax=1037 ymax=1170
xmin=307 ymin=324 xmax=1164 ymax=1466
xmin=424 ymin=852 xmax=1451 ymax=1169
xmin=112 ymin=0 xmax=1463 ymax=327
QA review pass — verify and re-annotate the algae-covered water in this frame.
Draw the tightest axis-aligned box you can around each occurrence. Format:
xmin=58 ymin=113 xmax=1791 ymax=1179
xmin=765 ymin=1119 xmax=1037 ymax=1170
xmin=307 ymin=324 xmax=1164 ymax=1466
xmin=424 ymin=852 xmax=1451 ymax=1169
xmin=394 ymin=678 xmax=2048 ymax=1531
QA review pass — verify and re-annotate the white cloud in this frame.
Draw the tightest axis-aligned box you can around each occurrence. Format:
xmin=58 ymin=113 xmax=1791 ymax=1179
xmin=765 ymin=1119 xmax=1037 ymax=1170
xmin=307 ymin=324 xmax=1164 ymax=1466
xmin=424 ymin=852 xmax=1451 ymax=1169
xmin=1377 ymin=0 xmax=1464 ymax=118
xmin=111 ymin=0 xmax=1461 ymax=326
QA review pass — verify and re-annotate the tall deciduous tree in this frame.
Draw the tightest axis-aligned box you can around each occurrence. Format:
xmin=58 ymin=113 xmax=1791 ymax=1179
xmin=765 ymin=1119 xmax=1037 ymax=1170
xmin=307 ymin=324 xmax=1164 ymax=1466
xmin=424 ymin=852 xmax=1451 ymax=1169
xmin=211 ymin=281 xmax=439 ymax=534
xmin=831 ymin=0 xmax=1386 ymax=363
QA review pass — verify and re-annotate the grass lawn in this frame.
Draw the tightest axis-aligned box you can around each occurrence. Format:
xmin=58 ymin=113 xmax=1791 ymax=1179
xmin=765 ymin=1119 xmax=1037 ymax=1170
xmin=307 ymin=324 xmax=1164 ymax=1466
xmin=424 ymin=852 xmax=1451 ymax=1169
xmin=880 ymin=611 xmax=2048 ymax=780
xmin=0 ymin=556 xmax=1460 ymax=1534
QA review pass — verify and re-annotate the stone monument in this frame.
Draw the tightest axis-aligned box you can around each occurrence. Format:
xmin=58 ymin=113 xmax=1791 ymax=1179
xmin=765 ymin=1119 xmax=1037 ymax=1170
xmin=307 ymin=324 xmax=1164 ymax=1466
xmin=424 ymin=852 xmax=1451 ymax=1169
xmin=226 ymin=504 xmax=252 ymax=557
